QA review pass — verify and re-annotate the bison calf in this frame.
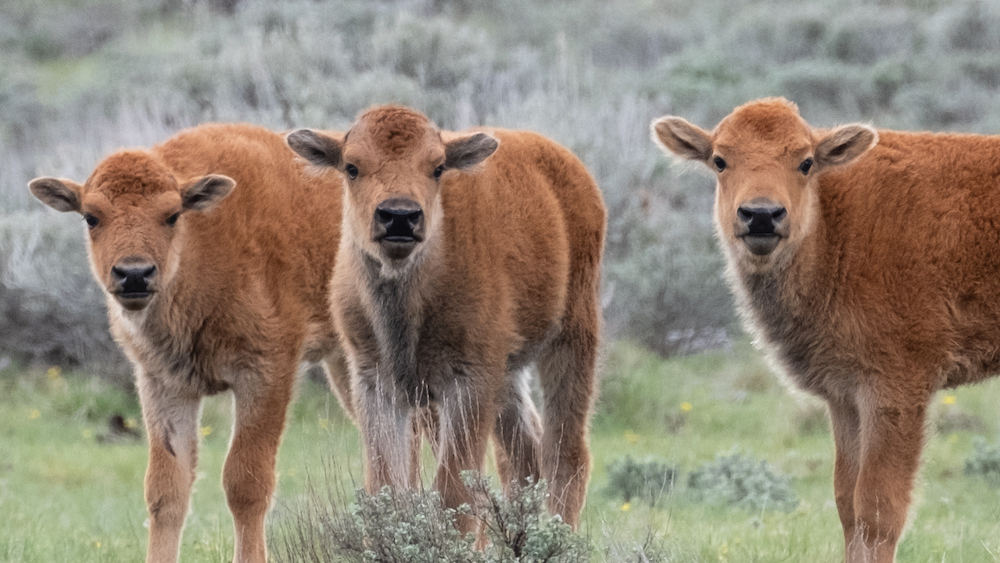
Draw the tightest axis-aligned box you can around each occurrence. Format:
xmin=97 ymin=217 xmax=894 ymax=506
xmin=652 ymin=97 xmax=1000 ymax=562
xmin=287 ymin=106 xmax=606 ymax=531
xmin=30 ymin=123 xmax=350 ymax=563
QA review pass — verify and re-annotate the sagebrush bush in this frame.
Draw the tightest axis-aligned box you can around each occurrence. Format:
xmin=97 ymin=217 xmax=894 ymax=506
xmin=686 ymin=451 xmax=799 ymax=513
xmin=604 ymin=455 xmax=676 ymax=507
xmin=963 ymin=436 xmax=1000 ymax=487
xmin=272 ymin=473 xmax=588 ymax=563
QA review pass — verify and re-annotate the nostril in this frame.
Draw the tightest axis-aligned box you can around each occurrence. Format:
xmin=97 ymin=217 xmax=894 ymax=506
xmin=111 ymin=266 xmax=128 ymax=282
xmin=140 ymin=264 xmax=157 ymax=281
xmin=406 ymin=210 xmax=423 ymax=228
xmin=376 ymin=209 xmax=395 ymax=225
xmin=771 ymin=207 xmax=787 ymax=222
xmin=737 ymin=207 xmax=753 ymax=223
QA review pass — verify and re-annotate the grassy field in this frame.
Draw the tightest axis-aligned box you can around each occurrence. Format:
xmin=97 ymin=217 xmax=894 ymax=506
xmin=2 ymin=340 xmax=1000 ymax=562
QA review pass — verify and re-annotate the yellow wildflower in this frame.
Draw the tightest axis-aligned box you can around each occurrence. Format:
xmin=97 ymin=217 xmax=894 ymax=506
xmin=680 ymin=402 xmax=693 ymax=412
xmin=621 ymin=502 xmax=631 ymax=512
xmin=624 ymin=430 xmax=639 ymax=444
xmin=200 ymin=426 xmax=213 ymax=437
xmin=942 ymin=395 xmax=956 ymax=405
xmin=28 ymin=409 xmax=40 ymax=420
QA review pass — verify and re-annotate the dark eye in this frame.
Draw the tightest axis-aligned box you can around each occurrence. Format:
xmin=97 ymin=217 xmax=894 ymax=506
xmin=166 ymin=212 xmax=181 ymax=226
xmin=433 ymin=165 xmax=445 ymax=180
xmin=713 ymin=156 xmax=727 ymax=172
xmin=799 ymin=157 xmax=814 ymax=175
xmin=344 ymin=164 xmax=359 ymax=180
xmin=84 ymin=214 xmax=99 ymax=229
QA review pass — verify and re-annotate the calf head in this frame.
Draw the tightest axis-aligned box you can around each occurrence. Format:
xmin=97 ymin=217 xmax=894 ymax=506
xmin=29 ymin=151 xmax=235 ymax=311
xmin=652 ymin=97 xmax=877 ymax=270
xmin=287 ymin=106 xmax=498 ymax=269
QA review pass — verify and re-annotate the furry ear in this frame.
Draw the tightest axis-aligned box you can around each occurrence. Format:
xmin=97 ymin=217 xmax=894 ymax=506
xmin=651 ymin=116 xmax=713 ymax=163
xmin=29 ymin=177 xmax=84 ymax=212
xmin=815 ymin=124 xmax=878 ymax=169
xmin=287 ymin=129 xmax=344 ymax=168
xmin=181 ymin=175 xmax=235 ymax=212
xmin=444 ymin=133 xmax=499 ymax=170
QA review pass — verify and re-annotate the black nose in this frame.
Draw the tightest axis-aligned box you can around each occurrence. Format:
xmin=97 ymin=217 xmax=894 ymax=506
xmin=737 ymin=204 xmax=786 ymax=235
xmin=373 ymin=198 xmax=424 ymax=242
xmin=111 ymin=262 xmax=157 ymax=294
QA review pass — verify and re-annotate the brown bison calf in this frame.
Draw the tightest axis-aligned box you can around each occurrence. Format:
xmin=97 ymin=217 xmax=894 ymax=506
xmin=286 ymin=106 xmax=606 ymax=531
xmin=652 ymin=97 xmax=1000 ymax=562
xmin=29 ymin=123 xmax=350 ymax=563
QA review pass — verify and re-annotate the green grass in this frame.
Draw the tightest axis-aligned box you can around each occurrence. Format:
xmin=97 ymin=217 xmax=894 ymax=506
xmin=3 ymin=341 xmax=1000 ymax=561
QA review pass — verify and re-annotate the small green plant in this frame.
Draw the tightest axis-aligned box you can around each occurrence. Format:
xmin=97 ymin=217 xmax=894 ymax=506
xmin=604 ymin=455 xmax=676 ymax=507
xmin=964 ymin=437 xmax=1000 ymax=486
xmin=687 ymin=451 xmax=799 ymax=513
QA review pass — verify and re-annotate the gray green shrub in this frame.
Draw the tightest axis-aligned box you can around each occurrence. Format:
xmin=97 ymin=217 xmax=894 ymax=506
xmin=272 ymin=474 xmax=588 ymax=563
xmin=686 ymin=451 xmax=799 ymax=513
xmin=964 ymin=436 xmax=1000 ymax=487
xmin=604 ymin=455 xmax=676 ymax=507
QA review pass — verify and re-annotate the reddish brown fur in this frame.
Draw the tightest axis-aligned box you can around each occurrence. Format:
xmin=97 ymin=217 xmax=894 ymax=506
xmin=287 ymin=106 xmax=606 ymax=532
xmin=653 ymin=97 xmax=1000 ymax=562
xmin=29 ymin=124 xmax=349 ymax=563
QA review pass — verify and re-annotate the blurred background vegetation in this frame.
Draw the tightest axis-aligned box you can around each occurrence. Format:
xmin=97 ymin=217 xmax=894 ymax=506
xmin=7 ymin=1 xmax=1000 ymax=560
xmin=5 ymin=0 xmax=1000 ymax=372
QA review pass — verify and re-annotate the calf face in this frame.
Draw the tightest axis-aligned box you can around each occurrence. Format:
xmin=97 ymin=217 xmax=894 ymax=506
xmin=652 ymin=98 xmax=877 ymax=270
xmin=287 ymin=107 xmax=498 ymax=268
xmin=30 ymin=152 xmax=234 ymax=311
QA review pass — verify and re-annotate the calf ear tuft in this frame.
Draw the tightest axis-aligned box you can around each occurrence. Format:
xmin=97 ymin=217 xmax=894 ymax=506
xmin=181 ymin=174 xmax=236 ymax=212
xmin=815 ymin=124 xmax=878 ymax=169
xmin=29 ymin=177 xmax=83 ymax=213
xmin=444 ymin=133 xmax=499 ymax=170
xmin=287 ymin=129 xmax=343 ymax=168
xmin=651 ymin=116 xmax=713 ymax=163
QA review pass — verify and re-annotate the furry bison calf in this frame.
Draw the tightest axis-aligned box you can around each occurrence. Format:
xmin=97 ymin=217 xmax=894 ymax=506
xmin=30 ymin=123 xmax=350 ymax=563
xmin=653 ymin=97 xmax=1000 ymax=562
xmin=286 ymin=106 xmax=606 ymax=532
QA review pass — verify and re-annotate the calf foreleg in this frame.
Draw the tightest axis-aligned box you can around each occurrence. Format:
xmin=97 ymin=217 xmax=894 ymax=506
xmin=224 ymin=363 xmax=296 ymax=563
xmin=846 ymin=385 xmax=929 ymax=563
xmin=137 ymin=374 xmax=202 ymax=563
xmin=436 ymin=378 xmax=497 ymax=534
xmin=356 ymin=370 xmax=416 ymax=492
xmin=828 ymin=397 xmax=862 ymax=551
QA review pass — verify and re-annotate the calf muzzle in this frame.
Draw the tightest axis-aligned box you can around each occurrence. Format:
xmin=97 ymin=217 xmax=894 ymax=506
xmin=372 ymin=198 xmax=425 ymax=260
xmin=736 ymin=200 xmax=786 ymax=256
xmin=110 ymin=260 xmax=157 ymax=310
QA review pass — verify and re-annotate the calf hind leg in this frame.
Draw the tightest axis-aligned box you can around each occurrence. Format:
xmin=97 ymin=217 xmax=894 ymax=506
xmin=537 ymin=318 xmax=598 ymax=529
xmin=493 ymin=368 xmax=543 ymax=493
